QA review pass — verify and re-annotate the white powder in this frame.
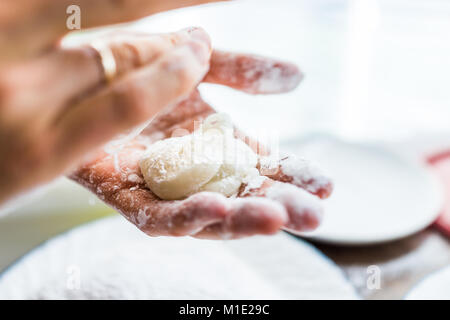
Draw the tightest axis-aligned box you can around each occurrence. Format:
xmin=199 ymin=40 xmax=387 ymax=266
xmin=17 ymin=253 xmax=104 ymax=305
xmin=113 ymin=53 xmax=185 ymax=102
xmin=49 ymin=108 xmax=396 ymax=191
xmin=136 ymin=208 xmax=149 ymax=228
xmin=248 ymin=64 xmax=303 ymax=94
xmin=211 ymin=51 xmax=303 ymax=94
xmin=406 ymin=265 xmax=450 ymax=300
xmin=0 ymin=217 xmax=358 ymax=300
xmin=127 ymin=174 xmax=142 ymax=184
xmin=280 ymin=155 xmax=329 ymax=194
xmin=241 ymin=174 xmax=268 ymax=196
xmin=267 ymin=183 xmax=324 ymax=224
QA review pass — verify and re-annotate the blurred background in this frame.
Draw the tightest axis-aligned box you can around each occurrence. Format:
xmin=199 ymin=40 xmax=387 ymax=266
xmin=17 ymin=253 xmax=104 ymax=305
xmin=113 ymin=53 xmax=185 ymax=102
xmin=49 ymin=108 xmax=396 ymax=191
xmin=1 ymin=0 xmax=450 ymax=299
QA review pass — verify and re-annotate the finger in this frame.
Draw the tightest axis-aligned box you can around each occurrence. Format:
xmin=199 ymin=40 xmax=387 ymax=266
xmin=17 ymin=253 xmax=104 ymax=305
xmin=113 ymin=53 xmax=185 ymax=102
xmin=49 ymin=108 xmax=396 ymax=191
xmin=140 ymin=47 xmax=305 ymax=137
xmin=68 ymin=27 xmax=211 ymax=90
xmin=204 ymin=50 xmax=303 ymax=94
xmin=117 ymin=191 xmax=231 ymax=237
xmin=136 ymin=192 xmax=285 ymax=237
xmin=240 ymin=178 xmax=324 ymax=232
xmin=193 ymin=197 xmax=288 ymax=239
xmin=259 ymin=154 xmax=333 ymax=199
xmin=0 ymin=0 xmax=224 ymax=63
xmin=53 ymin=38 xmax=211 ymax=168
xmin=1 ymin=28 xmax=209 ymax=114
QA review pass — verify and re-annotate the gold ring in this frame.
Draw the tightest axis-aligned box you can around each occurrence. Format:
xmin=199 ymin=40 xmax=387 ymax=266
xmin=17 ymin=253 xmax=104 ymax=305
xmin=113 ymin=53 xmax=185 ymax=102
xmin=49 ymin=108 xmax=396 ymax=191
xmin=90 ymin=41 xmax=117 ymax=83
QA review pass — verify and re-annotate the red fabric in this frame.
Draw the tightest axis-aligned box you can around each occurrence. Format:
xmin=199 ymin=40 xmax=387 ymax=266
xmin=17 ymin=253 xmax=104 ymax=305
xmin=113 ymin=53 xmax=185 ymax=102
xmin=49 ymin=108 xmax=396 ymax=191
xmin=427 ymin=151 xmax=450 ymax=237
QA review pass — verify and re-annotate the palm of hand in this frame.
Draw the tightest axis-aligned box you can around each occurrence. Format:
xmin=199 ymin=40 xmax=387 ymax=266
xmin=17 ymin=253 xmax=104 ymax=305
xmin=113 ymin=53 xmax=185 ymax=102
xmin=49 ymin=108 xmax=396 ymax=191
xmin=71 ymin=54 xmax=332 ymax=239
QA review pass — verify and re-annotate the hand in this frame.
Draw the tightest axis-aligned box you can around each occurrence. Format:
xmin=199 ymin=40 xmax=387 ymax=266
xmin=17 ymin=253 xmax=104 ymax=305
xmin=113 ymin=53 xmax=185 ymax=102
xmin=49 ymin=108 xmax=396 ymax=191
xmin=0 ymin=0 xmax=223 ymax=205
xmin=71 ymin=51 xmax=333 ymax=239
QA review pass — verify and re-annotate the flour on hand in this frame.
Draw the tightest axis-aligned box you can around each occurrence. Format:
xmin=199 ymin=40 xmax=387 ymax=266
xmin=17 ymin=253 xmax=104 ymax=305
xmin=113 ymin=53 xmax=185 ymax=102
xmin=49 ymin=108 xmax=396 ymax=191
xmin=139 ymin=113 xmax=260 ymax=200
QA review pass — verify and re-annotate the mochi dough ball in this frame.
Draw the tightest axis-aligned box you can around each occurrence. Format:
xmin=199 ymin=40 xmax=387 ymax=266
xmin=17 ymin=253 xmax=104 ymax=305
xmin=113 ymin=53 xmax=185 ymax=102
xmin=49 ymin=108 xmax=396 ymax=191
xmin=139 ymin=113 xmax=259 ymax=200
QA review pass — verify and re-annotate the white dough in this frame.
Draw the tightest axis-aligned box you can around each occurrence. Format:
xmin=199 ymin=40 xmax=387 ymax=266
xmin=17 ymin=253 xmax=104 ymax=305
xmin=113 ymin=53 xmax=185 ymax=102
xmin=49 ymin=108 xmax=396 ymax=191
xmin=139 ymin=113 xmax=259 ymax=200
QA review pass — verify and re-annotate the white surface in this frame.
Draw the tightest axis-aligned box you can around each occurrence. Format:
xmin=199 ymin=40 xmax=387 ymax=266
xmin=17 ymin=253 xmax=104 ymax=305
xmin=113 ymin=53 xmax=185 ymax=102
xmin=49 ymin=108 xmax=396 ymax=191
xmin=0 ymin=216 xmax=357 ymax=300
xmin=406 ymin=266 xmax=450 ymax=300
xmin=127 ymin=0 xmax=450 ymax=141
xmin=283 ymin=136 xmax=443 ymax=245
